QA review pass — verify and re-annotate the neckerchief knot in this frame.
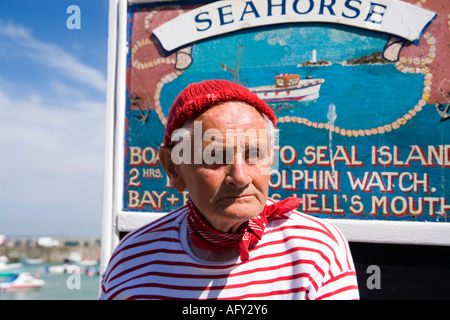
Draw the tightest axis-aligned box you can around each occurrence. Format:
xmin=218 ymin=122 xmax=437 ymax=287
xmin=186 ymin=197 xmax=302 ymax=261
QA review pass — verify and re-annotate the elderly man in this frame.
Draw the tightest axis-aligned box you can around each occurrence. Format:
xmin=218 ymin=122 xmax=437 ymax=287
xmin=100 ymin=80 xmax=359 ymax=300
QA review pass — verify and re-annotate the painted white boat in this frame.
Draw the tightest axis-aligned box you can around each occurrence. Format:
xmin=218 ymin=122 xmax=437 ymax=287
xmin=249 ymin=74 xmax=324 ymax=102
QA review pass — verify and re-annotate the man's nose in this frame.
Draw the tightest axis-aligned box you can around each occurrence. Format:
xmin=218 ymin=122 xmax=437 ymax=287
xmin=224 ymin=155 xmax=251 ymax=188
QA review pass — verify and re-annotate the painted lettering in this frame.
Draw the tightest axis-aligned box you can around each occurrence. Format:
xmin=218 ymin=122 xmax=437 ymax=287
xmin=342 ymin=0 xmax=361 ymax=19
xmin=280 ymin=145 xmax=297 ymax=165
xmin=195 ymin=11 xmax=212 ymax=31
xmin=267 ymin=0 xmax=287 ymax=16
xmin=157 ymin=0 xmax=436 ymax=51
xmin=350 ymin=195 xmax=364 ymax=215
xmin=365 ymin=2 xmax=386 ymax=24
xmin=302 ymin=145 xmax=363 ymax=167
xmin=292 ymin=0 xmax=314 ymax=15
xmin=129 ymin=146 xmax=159 ymax=166
xmin=128 ymin=190 xmax=168 ymax=209
xmin=372 ymin=145 xmax=450 ymax=168
xmin=240 ymin=1 xmax=261 ymax=20
xmin=368 ymin=196 xmax=449 ymax=218
xmin=347 ymin=171 xmax=430 ymax=193
xmin=303 ymin=193 xmax=345 ymax=215
xmin=218 ymin=4 xmax=234 ymax=26
xmin=269 ymin=169 xmax=340 ymax=191
xmin=319 ymin=0 xmax=336 ymax=16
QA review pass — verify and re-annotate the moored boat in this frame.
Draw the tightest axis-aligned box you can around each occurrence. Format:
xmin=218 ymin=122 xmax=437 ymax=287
xmin=0 ymin=272 xmax=45 ymax=291
xmin=0 ymin=258 xmax=23 ymax=272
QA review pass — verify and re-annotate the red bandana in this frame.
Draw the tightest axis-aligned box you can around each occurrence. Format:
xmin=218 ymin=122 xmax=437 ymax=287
xmin=186 ymin=197 xmax=302 ymax=261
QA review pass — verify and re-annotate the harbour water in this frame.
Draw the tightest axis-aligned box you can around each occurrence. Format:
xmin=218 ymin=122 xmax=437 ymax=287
xmin=0 ymin=262 xmax=100 ymax=300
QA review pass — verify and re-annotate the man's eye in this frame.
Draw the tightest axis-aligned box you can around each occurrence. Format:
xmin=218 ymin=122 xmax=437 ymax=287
xmin=248 ymin=150 xmax=259 ymax=159
xmin=245 ymin=148 xmax=262 ymax=163
xmin=204 ymin=147 xmax=235 ymax=165
xmin=224 ymin=149 xmax=235 ymax=164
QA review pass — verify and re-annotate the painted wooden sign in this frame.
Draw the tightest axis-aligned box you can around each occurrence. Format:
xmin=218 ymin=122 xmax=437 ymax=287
xmin=102 ymin=0 xmax=450 ymax=253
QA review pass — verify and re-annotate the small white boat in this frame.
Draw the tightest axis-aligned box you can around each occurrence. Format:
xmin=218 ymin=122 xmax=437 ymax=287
xmin=76 ymin=259 xmax=98 ymax=266
xmin=66 ymin=252 xmax=99 ymax=266
xmin=0 ymin=257 xmax=24 ymax=276
xmin=0 ymin=272 xmax=45 ymax=291
xmin=46 ymin=264 xmax=67 ymax=274
xmin=46 ymin=263 xmax=80 ymax=274
xmin=46 ymin=263 xmax=90 ymax=274
xmin=249 ymin=74 xmax=324 ymax=102
xmin=0 ymin=261 xmax=23 ymax=272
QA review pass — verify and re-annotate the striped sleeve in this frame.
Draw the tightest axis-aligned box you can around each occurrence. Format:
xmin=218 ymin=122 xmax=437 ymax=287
xmin=315 ymin=270 xmax=359 ymax=300
xmin=311 ymin=220 xmax=359 ymax=300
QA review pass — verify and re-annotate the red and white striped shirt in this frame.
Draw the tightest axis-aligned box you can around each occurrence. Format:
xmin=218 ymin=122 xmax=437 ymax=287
xmin=100 ymin=198 xmax=359 ymax=300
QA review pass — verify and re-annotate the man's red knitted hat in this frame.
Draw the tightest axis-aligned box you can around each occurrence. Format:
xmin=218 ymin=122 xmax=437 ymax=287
xmin=163 ymin=79 xmax=277 ymax=146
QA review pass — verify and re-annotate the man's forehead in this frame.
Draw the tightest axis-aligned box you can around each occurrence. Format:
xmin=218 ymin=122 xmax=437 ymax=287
xmin=196 ymin=101 xmax=267 ymax=129
xmin=202 ymin=128 xmax=267 ymax=140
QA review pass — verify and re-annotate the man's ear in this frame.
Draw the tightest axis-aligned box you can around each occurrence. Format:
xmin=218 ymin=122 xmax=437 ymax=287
xmin=158 ymin=146 xmax=187 ymax=192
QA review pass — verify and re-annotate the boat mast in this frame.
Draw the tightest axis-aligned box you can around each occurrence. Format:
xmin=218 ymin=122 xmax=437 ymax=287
xmin=221 ymin=44 xmax=244 ymax=84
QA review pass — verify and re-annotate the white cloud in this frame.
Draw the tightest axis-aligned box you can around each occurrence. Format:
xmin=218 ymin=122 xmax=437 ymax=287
xmin=0 ymin=81 xmax=106 ymax=236
xmin=0 ymin=22 xmax=107 ymax=236
xmin=0 ymin=84 xmax=106 ymax=203
xmin=0 ymin=20 xmax=106 ymax=92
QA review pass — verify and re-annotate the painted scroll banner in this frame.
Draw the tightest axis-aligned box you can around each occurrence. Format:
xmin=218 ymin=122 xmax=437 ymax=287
xmin=153 ymin=0 xmax=437 ymax=51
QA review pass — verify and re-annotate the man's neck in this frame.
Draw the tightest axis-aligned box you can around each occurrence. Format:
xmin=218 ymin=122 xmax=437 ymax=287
xmin=187 ymin=231 xmax=240 ymax=262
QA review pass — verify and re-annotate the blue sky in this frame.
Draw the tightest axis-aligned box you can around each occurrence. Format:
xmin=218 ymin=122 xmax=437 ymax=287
xmin=0 ymin=0 xmax=109 ymax=237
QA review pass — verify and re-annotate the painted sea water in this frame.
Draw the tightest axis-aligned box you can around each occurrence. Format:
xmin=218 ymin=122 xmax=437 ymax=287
xmin=160 ymin=63 xmax=424 ymax=131
xmin=130 ymin=23 xmax=409 ymax=142
xmin=155 ymin=22 xmax=426 ymax=142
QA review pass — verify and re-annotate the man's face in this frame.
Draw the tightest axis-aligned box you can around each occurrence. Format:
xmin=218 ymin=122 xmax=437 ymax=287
xmin=168 ymin=102 xmax=272 ymax=232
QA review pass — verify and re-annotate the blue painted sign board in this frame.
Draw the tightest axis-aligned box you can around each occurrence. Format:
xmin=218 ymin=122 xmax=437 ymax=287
xmin=117 ymin=0 xmax=449 ymax=239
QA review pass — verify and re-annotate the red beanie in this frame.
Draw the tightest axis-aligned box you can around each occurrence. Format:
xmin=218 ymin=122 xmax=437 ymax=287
xmin=163 ymin=79 xmax=277 ymax=146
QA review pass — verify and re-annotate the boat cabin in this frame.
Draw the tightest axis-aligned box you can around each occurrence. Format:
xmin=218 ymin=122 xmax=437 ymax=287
xmin=275 ymin=74 xmax=301 ymax=88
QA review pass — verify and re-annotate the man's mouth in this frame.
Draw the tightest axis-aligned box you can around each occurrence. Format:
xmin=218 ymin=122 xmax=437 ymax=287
xmin=222 ymin=194 xmax=254 ymax=201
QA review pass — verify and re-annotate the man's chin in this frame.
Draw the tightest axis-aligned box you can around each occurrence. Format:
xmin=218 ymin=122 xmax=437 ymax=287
xmin=220 ymin=201 xmax=263 ymax=221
